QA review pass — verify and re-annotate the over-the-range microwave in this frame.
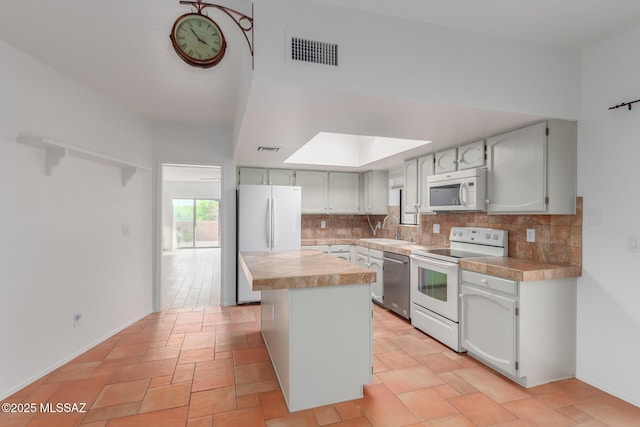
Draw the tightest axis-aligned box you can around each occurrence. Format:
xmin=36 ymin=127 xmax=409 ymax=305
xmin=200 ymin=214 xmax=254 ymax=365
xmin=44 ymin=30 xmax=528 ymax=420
xmin=426 ymin=167 xmax=487 ymax=212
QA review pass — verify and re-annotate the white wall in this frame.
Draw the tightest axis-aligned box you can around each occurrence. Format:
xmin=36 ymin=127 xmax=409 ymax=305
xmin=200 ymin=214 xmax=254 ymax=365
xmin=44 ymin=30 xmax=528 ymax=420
xmin=0 ymin=41 xmax=153 ymax=400
xmin=254 ymin=0 xmax=580 ymax=120
xmin=152 ymin=123 xmax=236 ymax=307
xmin=578 ymin=23 xmax=640 ymax=407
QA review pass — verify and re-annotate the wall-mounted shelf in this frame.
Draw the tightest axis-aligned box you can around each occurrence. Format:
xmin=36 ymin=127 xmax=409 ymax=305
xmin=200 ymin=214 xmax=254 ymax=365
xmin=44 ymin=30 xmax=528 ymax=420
xmin=16 ymin=134 xmax=151 ymax=187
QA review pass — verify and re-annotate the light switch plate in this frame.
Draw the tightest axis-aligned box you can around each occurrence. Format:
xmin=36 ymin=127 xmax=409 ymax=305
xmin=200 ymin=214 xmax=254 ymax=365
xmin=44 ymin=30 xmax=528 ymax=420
xmin=627 ymin=235 xmax=640 ymax=252
xmin=526 ymin=229 xmax=536 ymax=242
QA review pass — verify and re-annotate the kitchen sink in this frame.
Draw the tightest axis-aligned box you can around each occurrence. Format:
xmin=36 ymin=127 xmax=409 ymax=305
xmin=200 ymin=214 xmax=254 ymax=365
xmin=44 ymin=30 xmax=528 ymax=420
xmin=360 ymin=238 xmax=410 ymax=245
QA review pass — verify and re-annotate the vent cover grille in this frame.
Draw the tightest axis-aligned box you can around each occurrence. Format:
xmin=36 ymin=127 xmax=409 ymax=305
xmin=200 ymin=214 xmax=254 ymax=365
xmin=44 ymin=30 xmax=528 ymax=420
xmin=290 ymin=37 xmax=338 ymax=66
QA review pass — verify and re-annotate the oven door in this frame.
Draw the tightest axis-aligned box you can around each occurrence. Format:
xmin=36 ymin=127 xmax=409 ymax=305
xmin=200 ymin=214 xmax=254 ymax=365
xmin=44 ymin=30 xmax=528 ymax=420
xmin=410 ymin=255 xmax=460 ymax=322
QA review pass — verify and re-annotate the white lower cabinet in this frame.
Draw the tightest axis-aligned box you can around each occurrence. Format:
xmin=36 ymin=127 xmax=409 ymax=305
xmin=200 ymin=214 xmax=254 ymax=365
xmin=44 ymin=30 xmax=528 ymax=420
xmin=460 ymin=270 xmax=576 ymax=388
xmin=261 ymin=285 xmax=372 ymax=411
xmin=355 ymin=246 xmax=384 ymax=304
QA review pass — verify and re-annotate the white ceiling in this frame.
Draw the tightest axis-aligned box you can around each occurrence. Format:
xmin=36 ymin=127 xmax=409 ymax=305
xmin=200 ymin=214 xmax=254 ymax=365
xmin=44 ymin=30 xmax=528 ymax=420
xmin=316 ymin=0 xmax=640 ymax=49
xmin=2 ymin=1 xmax=640 ymax=170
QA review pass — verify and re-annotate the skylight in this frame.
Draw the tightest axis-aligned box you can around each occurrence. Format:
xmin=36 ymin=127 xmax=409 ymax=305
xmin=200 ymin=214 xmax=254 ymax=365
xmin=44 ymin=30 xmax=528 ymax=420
xmin=284 ymin=132 xmax=431 ymax=167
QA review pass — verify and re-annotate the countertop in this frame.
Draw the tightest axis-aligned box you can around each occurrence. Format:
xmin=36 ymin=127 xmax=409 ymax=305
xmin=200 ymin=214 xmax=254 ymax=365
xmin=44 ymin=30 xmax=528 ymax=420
xmin=301 ymin=238 xmax=582 ymax=282
xmin=302 ymin=238 xmax=427 ymax=256
xmin=460 ymin=257 xmax=582 ymax=281
xmin=239 ymin=249 xmax=376 ymax=291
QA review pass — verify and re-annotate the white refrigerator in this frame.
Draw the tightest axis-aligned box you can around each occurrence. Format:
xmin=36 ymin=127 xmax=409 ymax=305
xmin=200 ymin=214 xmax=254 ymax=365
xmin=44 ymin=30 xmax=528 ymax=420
xmin=237 ymin=184 xmax=301 ymax=303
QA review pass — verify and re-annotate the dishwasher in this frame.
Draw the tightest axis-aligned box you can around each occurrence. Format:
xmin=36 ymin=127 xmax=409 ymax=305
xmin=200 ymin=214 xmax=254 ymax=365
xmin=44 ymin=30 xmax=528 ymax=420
xmin=382 ymin=251 xmax=410 ymax=319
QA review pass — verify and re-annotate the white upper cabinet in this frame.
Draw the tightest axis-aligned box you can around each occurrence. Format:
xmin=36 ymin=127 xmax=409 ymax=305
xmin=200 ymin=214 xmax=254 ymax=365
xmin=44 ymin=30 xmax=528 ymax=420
xmin=486 ymin=120 xmax=577 ymax=214
xmin=457 ymin=140 xmax=485 ymax=170
xmin=297 ymin=170 xmax=360 ymax=214
xmin=487 ymin=123 xmax=547 ymax=213
xmin=329 ymin=172 xmax=360 ymax=214
xmin=268 ymin=169 xmax=295 ymax=186
xmin=403 ymin=159 xmax=419 ymax=214
xmin=361 ymin=170 xmax=389 ymax=214
xmin=238 ymin=167 xmax=267 ymax=185
xmin=296 ymin=170 xmax=330 ymax=213
xmin=417 ymin=154 xmax=434 ymax=213
xmin=434 ymin=147 xmax=458 ymax=174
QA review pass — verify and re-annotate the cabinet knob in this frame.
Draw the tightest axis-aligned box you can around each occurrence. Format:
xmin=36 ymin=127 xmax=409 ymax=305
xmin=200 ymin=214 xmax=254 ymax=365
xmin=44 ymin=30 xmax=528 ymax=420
xmin=485 ymin=199 xmax=490 ymax=204
xmin=481 ymin=279 xmax=488 ymax=285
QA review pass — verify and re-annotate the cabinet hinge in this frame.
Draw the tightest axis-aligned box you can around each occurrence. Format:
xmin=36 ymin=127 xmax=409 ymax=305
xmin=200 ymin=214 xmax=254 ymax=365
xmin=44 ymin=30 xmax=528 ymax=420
xmin=515 ymin=361 xmax=519 ymax=371
xmin=545 ymin=196 xmax=549 ymax=205
xmin=546 ymin=127 xmax=550 ymax=136
xmin=515 ymin=307 xmax=519 ymax=316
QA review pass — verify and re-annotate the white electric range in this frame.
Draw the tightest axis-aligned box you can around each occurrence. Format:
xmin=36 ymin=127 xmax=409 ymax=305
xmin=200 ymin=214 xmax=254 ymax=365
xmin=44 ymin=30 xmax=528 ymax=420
xmin=410 ymin=227 xmax=508 ymax=351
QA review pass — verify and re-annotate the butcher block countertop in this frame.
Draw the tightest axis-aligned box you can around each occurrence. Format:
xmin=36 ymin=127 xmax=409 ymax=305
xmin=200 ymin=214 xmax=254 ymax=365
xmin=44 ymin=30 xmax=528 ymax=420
xmin=239 ymin=249 xmax=376 ymax=291
xmin=460 ymin=257 xmax=582 ymax=282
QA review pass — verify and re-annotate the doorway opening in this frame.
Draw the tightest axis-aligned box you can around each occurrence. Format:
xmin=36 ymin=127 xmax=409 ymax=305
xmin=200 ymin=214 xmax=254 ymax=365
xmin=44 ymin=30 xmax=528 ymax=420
xmin=161 ymin=164 xmax=222 ymax=311
xmin=173 ymin=198 xmax=220 ymax=248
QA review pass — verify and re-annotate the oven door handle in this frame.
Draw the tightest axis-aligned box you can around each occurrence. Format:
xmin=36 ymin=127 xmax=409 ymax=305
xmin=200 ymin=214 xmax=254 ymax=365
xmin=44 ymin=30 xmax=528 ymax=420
xmin=411 ymin=256 xmax=459 ymax=270
xmin=383 ymin=256 xmax=407 ymax=265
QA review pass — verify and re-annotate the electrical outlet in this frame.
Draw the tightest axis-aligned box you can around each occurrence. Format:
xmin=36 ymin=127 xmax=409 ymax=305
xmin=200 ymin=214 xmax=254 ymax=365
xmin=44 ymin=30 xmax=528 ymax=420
xmin=122 ymin=224 xmax=130 ymax=236
xmin=627 ymin=235 xmax=640 ymax=253
xmin=320 ymin=220 xmax=326 ymax=229
xmin=433 ymin=224 xmax=440 ymax=234
xmin=526 ymin=229 xmax=536 ymax=242
xmin=73 ymin=313 xmax=82 ymax=327
xmin=377 ymin=221 xmax=382 ymax=229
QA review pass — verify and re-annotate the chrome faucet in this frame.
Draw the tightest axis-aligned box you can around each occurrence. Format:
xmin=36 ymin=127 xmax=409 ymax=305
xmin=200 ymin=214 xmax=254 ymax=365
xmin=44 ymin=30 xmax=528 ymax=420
xmin=382 ymin=214 xmax=399 ymax=240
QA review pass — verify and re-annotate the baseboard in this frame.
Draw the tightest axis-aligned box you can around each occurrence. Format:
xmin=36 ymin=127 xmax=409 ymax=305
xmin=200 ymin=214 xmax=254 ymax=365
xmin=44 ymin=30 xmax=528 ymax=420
xmin=0 ymin=311 xmax=151 ymax=401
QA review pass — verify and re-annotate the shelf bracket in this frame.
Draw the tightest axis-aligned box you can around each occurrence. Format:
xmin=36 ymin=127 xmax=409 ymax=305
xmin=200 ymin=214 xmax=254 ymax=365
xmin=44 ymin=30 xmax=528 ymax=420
xmin=121 ymin=166 xmax=138 ymax=187
xmin=44 ymin=146 xmax=68 ymax=175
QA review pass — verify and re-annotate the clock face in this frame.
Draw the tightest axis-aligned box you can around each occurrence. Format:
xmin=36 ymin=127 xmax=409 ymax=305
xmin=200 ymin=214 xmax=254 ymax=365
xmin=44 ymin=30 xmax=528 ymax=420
xmin=170 ymin=13 xmax=226 ymax=68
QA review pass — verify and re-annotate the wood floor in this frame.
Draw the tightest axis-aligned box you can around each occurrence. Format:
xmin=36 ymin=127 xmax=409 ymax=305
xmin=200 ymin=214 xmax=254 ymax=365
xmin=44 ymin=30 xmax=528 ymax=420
xmin=2 ymin=250 xmax=639 ymax=426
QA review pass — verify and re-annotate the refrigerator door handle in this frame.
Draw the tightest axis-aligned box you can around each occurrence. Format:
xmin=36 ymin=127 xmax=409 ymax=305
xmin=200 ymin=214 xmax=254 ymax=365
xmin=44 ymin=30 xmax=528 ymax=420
xmin=266 ymin=197 xmax=272 ymax=249
xmin=271 ymin=197 xmax=277 ymax=248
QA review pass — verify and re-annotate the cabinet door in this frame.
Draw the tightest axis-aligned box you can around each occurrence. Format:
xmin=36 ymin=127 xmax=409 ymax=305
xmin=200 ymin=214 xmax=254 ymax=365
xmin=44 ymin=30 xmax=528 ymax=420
xmin=329 ymin=172 xmax=360 ymax=214
xmin=486 ymin=122 xmax=547 ymax=213
xmin=296 ymin=171 xmax=329 ymax=213
xmin=403 ymin=159 xmax=418 ymax=214
xmin=417 ymin=154 xmax=434 ymax=213
xmin=434 ymin=148 xmax=457 ymax=174
xmin=361 ymin=170 xmax=389 ymax=214
xmin=457 ymin=140 xmax=485 ymax=170
xmin=369 ymin=256 xmax=384 ymax=305
xmin=461 ymin=284 xmax=517 ymax=375
xmin=238 ymin=167 xmax=267 ymax=185
xmin=268 ymin=169 xmax=295 ymax=186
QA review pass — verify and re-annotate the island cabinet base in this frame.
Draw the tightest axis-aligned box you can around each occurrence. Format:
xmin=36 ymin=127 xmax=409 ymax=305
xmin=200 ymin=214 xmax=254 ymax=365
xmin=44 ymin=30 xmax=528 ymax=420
xmin=261 ymin=283 xmax=373 ymax=412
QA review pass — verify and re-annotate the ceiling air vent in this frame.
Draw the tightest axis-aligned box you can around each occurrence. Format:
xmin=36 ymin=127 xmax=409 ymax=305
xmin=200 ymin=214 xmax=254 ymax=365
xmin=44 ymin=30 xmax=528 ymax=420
xmin=290 ymin=36 xmax=338 ymax=66
xmin=257 ymin=146 xmax=280 ymax=152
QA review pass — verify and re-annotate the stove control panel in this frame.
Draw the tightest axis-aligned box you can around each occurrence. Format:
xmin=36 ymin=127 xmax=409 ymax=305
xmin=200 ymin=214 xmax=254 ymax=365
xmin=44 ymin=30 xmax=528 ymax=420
xmin=450 ymin=227 xmax=507 ymax=247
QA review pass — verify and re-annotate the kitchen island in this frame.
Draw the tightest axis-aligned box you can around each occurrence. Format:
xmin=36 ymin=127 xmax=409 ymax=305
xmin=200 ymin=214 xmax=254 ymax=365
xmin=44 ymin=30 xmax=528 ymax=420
xmin=239 ymin=249 xmax=375 ymax=412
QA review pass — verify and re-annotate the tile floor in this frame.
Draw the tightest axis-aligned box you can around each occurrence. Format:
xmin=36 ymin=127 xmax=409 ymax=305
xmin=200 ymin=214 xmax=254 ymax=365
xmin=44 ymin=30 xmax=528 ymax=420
xmin=161 ymin=248 xmax=220 ymax=310
xmin=2 ymin=250 xmax=640 ymax=426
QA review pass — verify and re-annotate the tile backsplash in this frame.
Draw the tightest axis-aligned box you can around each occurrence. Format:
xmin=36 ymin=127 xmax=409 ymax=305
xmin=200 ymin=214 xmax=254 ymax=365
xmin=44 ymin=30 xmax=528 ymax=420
xmin=302 ymin=197 xmax=582 ymax=267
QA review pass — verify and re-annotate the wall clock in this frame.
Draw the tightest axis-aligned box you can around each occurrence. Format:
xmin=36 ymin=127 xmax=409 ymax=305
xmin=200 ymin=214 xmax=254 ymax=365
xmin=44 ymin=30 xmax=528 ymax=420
xmin=170 ymin=12 xmax=227 ymax=68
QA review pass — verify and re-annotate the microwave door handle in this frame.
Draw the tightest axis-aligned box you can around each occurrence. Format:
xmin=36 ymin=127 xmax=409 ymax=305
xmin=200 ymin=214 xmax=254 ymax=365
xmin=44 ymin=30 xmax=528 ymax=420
xmin=459 ymin=182 xmax=466 ymax=207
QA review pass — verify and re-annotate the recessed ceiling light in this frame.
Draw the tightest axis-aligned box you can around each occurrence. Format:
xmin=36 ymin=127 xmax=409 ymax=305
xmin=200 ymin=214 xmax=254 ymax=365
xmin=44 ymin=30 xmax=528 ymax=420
xmin=284 ymin=132 xmax=430 ymax=167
